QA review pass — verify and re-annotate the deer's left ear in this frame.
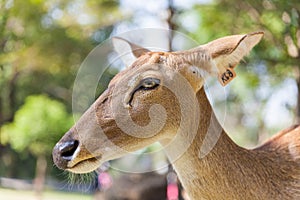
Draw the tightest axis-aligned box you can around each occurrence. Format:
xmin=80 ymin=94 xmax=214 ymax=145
xmin=203 ymin=32 xmax=264 ymax=86
xmin=112 ymin=37 xmax=151 ymax=67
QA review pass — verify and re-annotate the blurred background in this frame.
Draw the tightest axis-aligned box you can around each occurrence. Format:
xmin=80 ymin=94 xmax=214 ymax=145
xmin=0 ymin=0 xmax=300 ymax=199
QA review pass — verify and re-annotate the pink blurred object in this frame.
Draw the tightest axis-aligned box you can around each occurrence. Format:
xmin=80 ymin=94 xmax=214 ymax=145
xmin=98 ymin=172 xmax=113 ymax=190
xmin=167 ymin=183 xmax=178 ymax=200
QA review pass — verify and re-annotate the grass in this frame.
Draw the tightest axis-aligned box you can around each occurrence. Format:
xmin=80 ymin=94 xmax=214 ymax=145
xmin=0 ymin=188 xmax=94 ymax=200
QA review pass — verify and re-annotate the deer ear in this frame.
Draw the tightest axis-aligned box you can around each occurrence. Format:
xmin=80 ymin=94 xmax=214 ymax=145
xmin=203 ymin=32 xmax=264 ymax=86
xmin=112 ymin=37 xmax=151 ymax=67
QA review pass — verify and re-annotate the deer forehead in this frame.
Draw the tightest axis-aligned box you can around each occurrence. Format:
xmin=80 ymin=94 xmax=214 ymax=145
xmin=113 ymin=52 xmax=192 ymax=81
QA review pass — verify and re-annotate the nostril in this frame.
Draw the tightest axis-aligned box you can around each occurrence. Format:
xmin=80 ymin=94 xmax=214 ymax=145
xmin=59 ymin=140 xmax=79 ymax=161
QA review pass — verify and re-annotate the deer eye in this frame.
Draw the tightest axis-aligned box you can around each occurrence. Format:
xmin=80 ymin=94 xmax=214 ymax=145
xmin=127 ymin=78 xmax=160 ymax=106
xmin=140 ymin=78 xmax=160 ymax=90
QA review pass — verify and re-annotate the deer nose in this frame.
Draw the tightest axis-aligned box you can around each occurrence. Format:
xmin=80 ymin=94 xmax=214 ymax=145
xmin=52 ymin=139 xmax=79 ymax=170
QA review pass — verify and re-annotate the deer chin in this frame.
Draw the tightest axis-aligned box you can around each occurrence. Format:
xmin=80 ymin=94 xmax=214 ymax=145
xmin=67 ymin=157 xmax=102 ymax=174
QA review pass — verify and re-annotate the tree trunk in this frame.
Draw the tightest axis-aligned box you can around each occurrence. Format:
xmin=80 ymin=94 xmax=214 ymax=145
xmin=296 ymin=66 xmax=300 ymax=123
xmin=34 ymin=155 xmax=47 ymax=199
xmin=167 ymin=0 xmax=176 ymax=51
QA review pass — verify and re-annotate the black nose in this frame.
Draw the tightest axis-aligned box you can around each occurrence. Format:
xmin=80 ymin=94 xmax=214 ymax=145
xmin=52 ymin=140 xmax=79 ymax=170
xmin=60 ymin=140 xmax=79 ymax=161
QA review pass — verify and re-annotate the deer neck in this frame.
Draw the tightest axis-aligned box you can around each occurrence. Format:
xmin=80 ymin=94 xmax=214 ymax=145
xmin=162 ymin=88 xmax=283 ymax=199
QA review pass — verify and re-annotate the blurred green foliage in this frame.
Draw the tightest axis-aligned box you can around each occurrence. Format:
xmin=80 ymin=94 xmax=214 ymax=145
xmin=0 ymin=0 xmax=121 ymax=124
xmin=1 ymin=95 xmax=73 ymax=156
xmin=0 ymin=95 xmax=74 ymax=192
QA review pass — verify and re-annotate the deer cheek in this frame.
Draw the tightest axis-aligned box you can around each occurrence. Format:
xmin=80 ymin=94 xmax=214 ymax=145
xmin=129 ymin=102 xmax=152 ymax=127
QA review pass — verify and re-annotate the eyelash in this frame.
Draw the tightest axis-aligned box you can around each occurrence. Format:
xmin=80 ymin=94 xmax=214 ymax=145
xmin=139 ymin=78 xmax=160 ymax=90
xmin=127 ymin=78 xmax=160 ymax=106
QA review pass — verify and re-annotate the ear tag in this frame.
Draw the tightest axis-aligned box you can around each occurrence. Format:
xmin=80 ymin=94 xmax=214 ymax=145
xmin=218 ymin=67 xmax=236 ymax=86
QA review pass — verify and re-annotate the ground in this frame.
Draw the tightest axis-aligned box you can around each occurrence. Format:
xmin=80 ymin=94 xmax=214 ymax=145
xmin=0 ymin=188 xmax=104 ymax=200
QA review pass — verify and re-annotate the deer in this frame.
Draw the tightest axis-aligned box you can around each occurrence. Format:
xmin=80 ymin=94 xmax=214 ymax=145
xmin=52 ymin=32 xmax=300 ymax=199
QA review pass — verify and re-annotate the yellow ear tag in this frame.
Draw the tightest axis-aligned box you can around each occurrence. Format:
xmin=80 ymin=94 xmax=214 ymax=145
xmin=218 ymin=67 xmax=236 ymax=86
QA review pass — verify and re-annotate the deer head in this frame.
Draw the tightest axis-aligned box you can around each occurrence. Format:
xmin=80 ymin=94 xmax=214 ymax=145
xmin=52 ymin=32 xmax=263 ymax=174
